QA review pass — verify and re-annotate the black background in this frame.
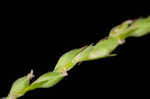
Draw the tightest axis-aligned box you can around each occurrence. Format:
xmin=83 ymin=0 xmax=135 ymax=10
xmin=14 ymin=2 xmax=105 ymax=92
xmin=0 ymin=2 xmax=150 ymax=99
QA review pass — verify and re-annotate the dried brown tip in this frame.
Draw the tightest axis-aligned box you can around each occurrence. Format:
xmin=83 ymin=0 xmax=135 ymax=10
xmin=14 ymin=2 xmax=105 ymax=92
xmin=27 ymin=70 xmax=34 ymax=80
xmin=118 ymin=39 xmax=125 ymax=45
xmin=62 ymin=68 xmax=68 ymax=76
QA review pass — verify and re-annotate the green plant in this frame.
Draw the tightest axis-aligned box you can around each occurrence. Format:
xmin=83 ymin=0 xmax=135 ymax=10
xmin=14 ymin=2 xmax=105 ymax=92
xmin=1 ymin=16 xmax=150 ymax=99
